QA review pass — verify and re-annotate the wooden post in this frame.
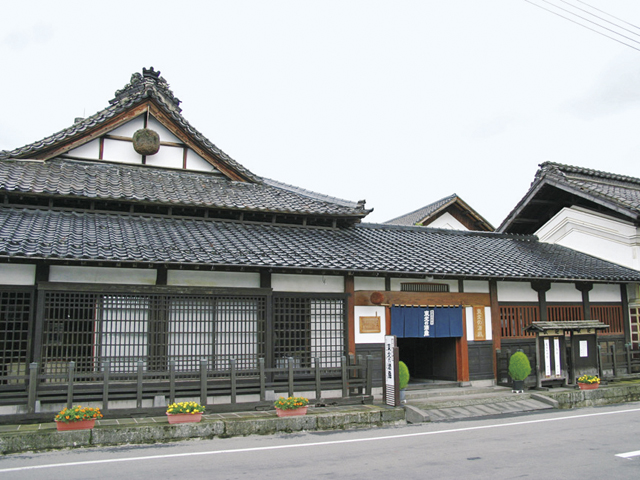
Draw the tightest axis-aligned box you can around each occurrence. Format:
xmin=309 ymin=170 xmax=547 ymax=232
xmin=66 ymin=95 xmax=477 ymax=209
xmin=103 ymin=361 xmax=110 ymax=412
xmin=314 ymin=357 xmax=322 ymax=401
xmin=346 ymin=276 xmax=356 ymax=356
xmin=365 ymin=355 xmax=373 ymax=397
xmin=489 ymin=281 xmax=501 ymax=379
xmin=626 ymin=343 xmax=632 ymax=375
xmin=67 ymin=361 xmax=75 ymax=409
xmin=230 ymin=358 xmax=237 ymax=404
xmin=137 ymin=361 xmax=144 ymax=409
xmin=611 ymin=344 xmax=618 ymax=377
xmin=598 ymin=344 xmax=604 ymax=379
xmin=169 ymin=360 xmax=176 ymax=405
xmin=259 ymin=358 xmax=266 ymax=402
xmin=200 ymin=359 xmax=207 ymax=406
xmin=288 ymin=357 xmax=294 ymax=397
xmin=28 ymin=362 xmax=38 ymax=414
xmin=341 ymin=356 xmax=348 ymax=398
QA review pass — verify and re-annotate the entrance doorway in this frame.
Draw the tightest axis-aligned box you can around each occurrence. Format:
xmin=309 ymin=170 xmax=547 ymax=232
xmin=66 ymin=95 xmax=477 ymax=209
xmin=398 ymin=337 xmax=458 ymax=381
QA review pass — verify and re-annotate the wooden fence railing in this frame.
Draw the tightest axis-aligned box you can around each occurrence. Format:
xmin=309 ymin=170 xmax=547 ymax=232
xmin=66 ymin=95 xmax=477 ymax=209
xmin=0 ymin=355 xmax=374 ymax=417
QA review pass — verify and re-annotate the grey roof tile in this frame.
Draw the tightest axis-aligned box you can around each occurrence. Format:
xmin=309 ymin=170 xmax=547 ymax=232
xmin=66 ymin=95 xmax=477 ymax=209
xmin=0 ymin=68 xmax=257 ymax=182
xmin=499 ymin=162 xmax=640 ymax=231
xmin=0 ymin=158 xmax=367 ymax=217
xmin=2 ymin=207 xmax=640 ymax=282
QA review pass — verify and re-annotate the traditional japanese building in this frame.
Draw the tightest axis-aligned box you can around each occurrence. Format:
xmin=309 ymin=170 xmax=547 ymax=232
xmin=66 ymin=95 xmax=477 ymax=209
xmin=384 ymin=194 xmax=494 ymax=231
xmin=1 ymin=69 xmax=639 ymax=413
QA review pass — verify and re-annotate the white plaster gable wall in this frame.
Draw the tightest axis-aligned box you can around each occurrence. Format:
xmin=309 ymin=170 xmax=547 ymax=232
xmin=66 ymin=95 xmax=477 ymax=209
xmin=0 ymin=264 xmax=35 ymax=285
xmin=271 ymin=274 xmax=344 ymax=293
xmin=426 ymin=212 xmax=467 ymax=230
xmin=66 ymin=115 xmax=215 ymax=172
xmin=497 ymin=282 xmax=538 ymax=302
xmin=354 ymin=277 xmax=386 ymax=291
xmin=390 ymin=278 xmax=459 ymax=292
xmin=546 ymin=283 xmax=582 ymax=302
xmin=167 ymin=270 xmax=260 ymax=288
xmin=535 ymin=206 xmax=640 ymax=271
xmin=590 ymin=284 xmax=621 ymax=302
xmin=463 ymin=280 xmax=490 ymax=293
xmin=49 ymin=266 xmax=157 ymax=284
xmin=354 ymin=306 xmax=387 ymax=344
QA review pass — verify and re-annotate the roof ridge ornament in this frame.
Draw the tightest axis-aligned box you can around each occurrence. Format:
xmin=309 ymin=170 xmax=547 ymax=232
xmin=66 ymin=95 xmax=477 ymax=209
xmin=110 ymin=67 xmax=182 ymax=112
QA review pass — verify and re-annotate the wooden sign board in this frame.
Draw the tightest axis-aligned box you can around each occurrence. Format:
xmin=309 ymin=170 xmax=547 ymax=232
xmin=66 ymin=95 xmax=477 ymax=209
xmin=360 ymin=316 xmax=381 ymax=334
xmin=473 ymin=306 xmax=486 ymax=341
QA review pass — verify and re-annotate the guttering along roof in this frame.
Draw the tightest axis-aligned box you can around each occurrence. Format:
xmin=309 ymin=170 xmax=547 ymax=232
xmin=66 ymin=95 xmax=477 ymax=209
xmin=2 ymin=207 xmax=640 ymax=283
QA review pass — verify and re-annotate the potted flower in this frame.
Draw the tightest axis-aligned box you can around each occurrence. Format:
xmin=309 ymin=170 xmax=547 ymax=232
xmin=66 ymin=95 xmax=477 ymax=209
xmin=166 ymin=401 xmax=205 ymax=424
xmin=577 ymin=374 xmax=600 ymax=390
xmin=399 ymin=361 xmax=410 ymax=403
xmin=508 ymin=351 xmax=531 ymax=393
xmin=273 ymin=396 xmax=309 ymax=417
xmin=54 ymin=405 xmax=103 ymax=431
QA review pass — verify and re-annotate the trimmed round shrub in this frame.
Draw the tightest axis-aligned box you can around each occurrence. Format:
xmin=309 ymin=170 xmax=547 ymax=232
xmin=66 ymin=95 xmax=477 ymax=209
xmin=399 ymin=361 xmax=410 ymax=390
xmin=508 ymin=351 xmax=531 ymax=381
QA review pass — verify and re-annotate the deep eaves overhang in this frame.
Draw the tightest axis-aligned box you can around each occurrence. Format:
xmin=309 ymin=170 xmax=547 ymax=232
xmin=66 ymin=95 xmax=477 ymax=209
xmin=2 ymin=209 xmax=640 ymax=284
xmin=499 ymin=164 xmax=640 ymax=234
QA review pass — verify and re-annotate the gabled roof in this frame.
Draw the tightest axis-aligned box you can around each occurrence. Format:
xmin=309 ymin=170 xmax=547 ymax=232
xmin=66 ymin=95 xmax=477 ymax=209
xmin=2 ymin=206 xmax=640 ymax=282
xmin=385 ymin=194 xmax=494 ymax=231
xmin=0 ymin=68 xmax=371 ymax=223
xmin=499 ymin=162 xmax=640 ymax=234
xmin=0 ymin=158 xmax=367 ymax=219
xmin=0 ymin=67 xmax=257 ymax=182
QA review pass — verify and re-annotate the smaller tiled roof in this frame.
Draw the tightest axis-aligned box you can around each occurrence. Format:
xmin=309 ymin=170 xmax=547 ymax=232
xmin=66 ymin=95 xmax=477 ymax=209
xmin=0 ymin=68 xmax=258 ymax=182
xmin=526 ymin=321 xmax=609 ymax=332
xmin=385 ymin=194 xmax=493 ymax=231
xmin=2 ymin=206 xmax=640 ymax=282
xmin=499 ymin=162 xmax=640 ymax=232
xmin=0 ymin=158 xmax=369 ymax=218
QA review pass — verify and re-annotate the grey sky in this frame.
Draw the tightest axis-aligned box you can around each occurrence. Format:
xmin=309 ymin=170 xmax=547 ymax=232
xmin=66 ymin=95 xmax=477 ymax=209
xmin=2 ymin=1 xmax=640 ymax=227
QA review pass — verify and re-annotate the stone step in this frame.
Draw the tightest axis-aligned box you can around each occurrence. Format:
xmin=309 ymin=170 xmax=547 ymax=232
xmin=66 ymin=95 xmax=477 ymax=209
xmin=404 ymin=386 xmax=511 ymax=400
xmin=421 ymin=398 xmax=553 ymax=422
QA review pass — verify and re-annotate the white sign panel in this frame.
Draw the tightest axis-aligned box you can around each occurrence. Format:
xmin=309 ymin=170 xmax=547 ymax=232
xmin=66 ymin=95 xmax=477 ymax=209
xmin=384 ymin=336 xmax=397 ymax=407
xmin=544 ymin=338 xmax=551 ymax=377
xmin=554 ymin=338 xmax=561 ymax=376
xmin=579 ymin=340 xmax=588 ymax=358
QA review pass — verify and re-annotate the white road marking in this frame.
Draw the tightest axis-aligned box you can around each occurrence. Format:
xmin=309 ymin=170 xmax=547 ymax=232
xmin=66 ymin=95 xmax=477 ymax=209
xmin=615 ymin=450 xmax=640 ymax=459
xmin=1 ymin=407 xmax=640 ymax=473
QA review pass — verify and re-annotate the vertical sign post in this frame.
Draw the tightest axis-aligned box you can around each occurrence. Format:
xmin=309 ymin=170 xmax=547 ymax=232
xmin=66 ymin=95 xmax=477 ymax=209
xmin=384 ymin=335 xmax=400 ymax=407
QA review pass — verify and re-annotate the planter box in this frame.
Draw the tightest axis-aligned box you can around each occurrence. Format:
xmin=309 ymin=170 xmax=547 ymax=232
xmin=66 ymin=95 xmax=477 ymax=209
xmin=56 ymin=419 xmax=96 ymax=431
xmin=578 ymin=383 xmax=599 ymax=391
xmin=275 ymin=407 xmax=308 ymax=417
xmin=167 ymin=413 xmax=203 ymax=424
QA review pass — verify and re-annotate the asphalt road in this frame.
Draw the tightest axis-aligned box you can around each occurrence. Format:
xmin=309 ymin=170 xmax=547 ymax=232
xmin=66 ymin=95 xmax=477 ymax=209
xmin=2 ymin=403 xmax=640 ymax=479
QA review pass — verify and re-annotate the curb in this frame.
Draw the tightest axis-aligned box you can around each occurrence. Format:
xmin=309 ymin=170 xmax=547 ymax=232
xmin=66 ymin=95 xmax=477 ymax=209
xmin=0 ymin=407 xmax=405 ymax=455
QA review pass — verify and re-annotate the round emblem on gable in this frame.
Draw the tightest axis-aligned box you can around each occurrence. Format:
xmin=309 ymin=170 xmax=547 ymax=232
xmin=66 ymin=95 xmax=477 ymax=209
xmin=132 ymin=128 xmax=160 ymax=155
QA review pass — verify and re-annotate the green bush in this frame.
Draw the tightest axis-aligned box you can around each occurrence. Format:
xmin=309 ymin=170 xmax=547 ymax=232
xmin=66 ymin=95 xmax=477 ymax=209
xmin=508 ymin=351 xmax=531 ymax=381
xmin=399 ymin=361 xmax=410 ymax=390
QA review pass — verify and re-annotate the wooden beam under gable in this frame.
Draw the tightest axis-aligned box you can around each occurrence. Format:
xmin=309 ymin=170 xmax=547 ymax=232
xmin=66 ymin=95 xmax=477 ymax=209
xmin=147 ymin=103 xmax=249 ymax=182
xmin=34 ymin=103 xmax=150 ymax=161
xmin=32 ymin=99 xmax=252 ymax=183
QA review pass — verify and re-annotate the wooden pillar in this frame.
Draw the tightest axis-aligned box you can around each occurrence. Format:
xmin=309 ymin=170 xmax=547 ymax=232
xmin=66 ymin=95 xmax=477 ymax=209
xmin=489 ymin=280 xmax=501 ymax=379
xmin=532 ymin=281 xmax=551 ymax=322
xmin=456 ymin=308 xmax=470 ymax=382
xmin=577 ymin=282 xmax=593 ymax=320
xmin=621 ymin=284 xmax=631 ymax=344
xmin=345 ymin=275 xmax=356 ymax=356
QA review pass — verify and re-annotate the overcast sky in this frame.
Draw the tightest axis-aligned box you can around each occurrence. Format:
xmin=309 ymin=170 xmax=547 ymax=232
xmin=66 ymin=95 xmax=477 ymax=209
xmin=2 ymin=1 xmax=640 ymax=227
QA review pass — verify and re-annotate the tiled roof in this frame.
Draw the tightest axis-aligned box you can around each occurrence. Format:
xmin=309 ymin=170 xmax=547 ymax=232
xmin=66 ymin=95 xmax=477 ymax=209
xmin=2 ymin=206 xmax=639 ymax=282
xmin=385 ymin=194 xmax=494 ymax=231
xmin=385 ymin=194 xmax=458 ymax=225
xmin=0 ymin=158 xmax=368 ymax=217
xmin=0 ymin=68 xmax=257 ymax=182
xmin=499 ymin=162 xmax=640 ymax=231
